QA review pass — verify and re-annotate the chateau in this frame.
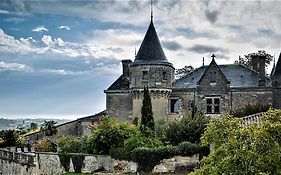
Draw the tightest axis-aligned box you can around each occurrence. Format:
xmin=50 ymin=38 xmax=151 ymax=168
xmin=104 ymin=16 xmax=281 ymax=122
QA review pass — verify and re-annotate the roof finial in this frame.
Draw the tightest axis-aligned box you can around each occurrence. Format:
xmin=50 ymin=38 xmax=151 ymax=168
xmin=203 ymin=57 xmax=205 ymax=66
xmin=211 ymin=54 xmax=216 ymax=60
xmin=151 ymin=0 xmax=153 ymax=22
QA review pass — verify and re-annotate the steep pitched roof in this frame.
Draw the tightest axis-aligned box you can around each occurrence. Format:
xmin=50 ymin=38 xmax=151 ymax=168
xmin=106 ymin=75 xmax=129 ymax=91
xmin=273 ymin=52 xmax=281 ymax=76
xmin=197 ymin=58 xmax=229 ymax=85
xmin=132 ymin=21 xmax=169 ymax=65
xmin=173 ymin=64 xmax=271 ymax=89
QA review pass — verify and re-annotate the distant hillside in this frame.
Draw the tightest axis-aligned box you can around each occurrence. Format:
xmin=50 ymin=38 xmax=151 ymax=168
xmin=0 ymin=118 xmax=70 ymax=131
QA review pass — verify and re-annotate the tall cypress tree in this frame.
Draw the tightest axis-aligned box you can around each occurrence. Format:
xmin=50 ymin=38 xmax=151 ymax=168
xmin=141 ymin=86 xmax=154 ymax=133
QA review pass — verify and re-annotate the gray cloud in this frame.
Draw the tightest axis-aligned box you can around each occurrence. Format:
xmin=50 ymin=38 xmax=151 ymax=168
xmin=188 ymin=44 xmax=228 ymax=54
xmin=205 ymin=10 xmax=219 ymax=23
xmin=162 ymin=40 xmax=182 ymax=51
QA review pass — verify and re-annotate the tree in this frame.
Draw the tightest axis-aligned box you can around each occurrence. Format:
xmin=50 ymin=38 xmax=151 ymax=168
xmin=0 ymin=129 xmax=19 ymax=147
xmin=30 ymin=122 xmax=38 ymax=131
xmin=163 ymin=111 xmax=208 ymax=145
xmin=191 ymin=108 xmax=281 ymax=175
xmin=87 ymin=117 xmax=138 ymax=154
xmin=40 ymin=120 xmax=58 ymax=136
xmin=238 ymin=50 xmax=273 ymax=72
xmin=141 ymin=86 xmax=154 ymax=134
xmin=175 ymin=65 xmax=194 ymax=79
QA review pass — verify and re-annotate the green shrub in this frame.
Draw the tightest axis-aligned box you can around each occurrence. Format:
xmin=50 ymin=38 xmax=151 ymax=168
xmin=231 ymin=103 xmax=270 ymax=118
xmin=0 ymin=129 xmax=19 ymax=147
xmin=58 ymin=135 xmax=88 ymax=153
xmin=34 ymin=139 xmax=57 ymax=152
xmin=130 ymin=142 xmax=203 ymax=172
xmin=124 ymin=132 xmax=164 ymax=151
xmin=164 ymin=112 xmax=208 ymax=145
xmin=87 ymin=116 xmax=138 ymax=154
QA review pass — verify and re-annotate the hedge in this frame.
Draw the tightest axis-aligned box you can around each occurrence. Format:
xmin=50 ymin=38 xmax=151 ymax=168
xmin=110 ymin=141 xmax=208 ymax=172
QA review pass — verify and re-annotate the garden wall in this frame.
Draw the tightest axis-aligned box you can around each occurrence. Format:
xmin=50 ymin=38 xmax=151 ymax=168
xmin=0 ymin=148 xmax=137 ymax=175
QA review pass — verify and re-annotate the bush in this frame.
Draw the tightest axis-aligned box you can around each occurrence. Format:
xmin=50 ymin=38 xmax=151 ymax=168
xmin=57 ymin=135 xmax=88 ymax=153
xmin=0 ymin=129 xmax=19 ymax=147
xmin=87 ymin=116 xmax=138 ymax=154
xmin=130 ymin=142 xmax=203 ymax=172
xmin=35 ymin=139 xmax=57 ymax=152
xmin=164 ymin=111 xmax=208 ymax=145
xmin=124 ymin=132 xmax=164 ymax=151
xmin=231 ymin=103 xmax=270 ymax=118
xmin=191 ymin=109 xmax=281 ymax=175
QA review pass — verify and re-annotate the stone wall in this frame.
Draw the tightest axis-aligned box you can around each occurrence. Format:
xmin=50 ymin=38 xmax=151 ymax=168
xmin=106 ymin=91 xmax=133 ymax=121
xmin=170 ymin=87 xmax=272 ymax=117
xmin=130 ymin=64 xmax=174 ymax=89
xmin=132 ymin=89 xmax=171 ymax=121
xmin=0 ymin=149 xmax=137 ymax=175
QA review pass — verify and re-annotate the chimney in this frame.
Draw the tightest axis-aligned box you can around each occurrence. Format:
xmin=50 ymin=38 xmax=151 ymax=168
xmin=258 ymin=57 xmax=266 ymax=86
xmin=121 ymin=60 xmax=132 ymax=76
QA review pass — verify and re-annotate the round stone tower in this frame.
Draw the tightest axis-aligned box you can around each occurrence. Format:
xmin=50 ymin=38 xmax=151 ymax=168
xmin=129 ymin=19 xmax=175 ymax=120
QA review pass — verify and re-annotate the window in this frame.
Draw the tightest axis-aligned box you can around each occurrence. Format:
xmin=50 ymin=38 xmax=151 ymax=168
xmin=206 ymin=98 xmax=220 ymax=114
xmin=163 ymin=71 xmax=167 ymax=80
xmin=142 ymin=71 xmax=148 ymax=80
xmin=170 ymin=99 xmax=180 ymax=113
xmin=210 ymin=71 xmax=217 ymax=82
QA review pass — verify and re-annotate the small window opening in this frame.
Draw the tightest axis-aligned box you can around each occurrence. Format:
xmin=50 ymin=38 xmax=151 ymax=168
xmin=170 ymin=99 xmax=180 ymax=113
xmin=210 ymin=71 xmax=217 ymax=82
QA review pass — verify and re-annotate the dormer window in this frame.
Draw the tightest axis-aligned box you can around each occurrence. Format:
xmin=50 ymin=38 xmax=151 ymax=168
xmin=210 ymin=71 xmax=217 ymax=82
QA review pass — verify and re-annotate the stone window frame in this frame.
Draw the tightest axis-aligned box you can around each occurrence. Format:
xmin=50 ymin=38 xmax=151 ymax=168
xmin=205 ymin=97 xmax=220 ymax=114
xmin=170 ymin=98 xmax=181 ymax=114
xmin=162 ymin=71 xmax=167 ymax=81
xmin=209 ymin=71 xmax=217 ymax=83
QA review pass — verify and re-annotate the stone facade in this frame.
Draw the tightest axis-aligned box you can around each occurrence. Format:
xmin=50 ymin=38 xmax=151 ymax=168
xmin=104 ymin=18 xmax=280 ymax=121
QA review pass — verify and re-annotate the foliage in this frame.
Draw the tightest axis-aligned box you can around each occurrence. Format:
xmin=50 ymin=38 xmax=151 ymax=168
xmin=30 ymin=122 xmax=38 ymax=131
xmin=163 ymin=111 xmax=208 ymax=145
xmin=231 ymin=103 xmax=270 ymax=118
xmin=124 ymin=132 xmax=164 ymax=152
xmin=59 ymin=153 xmax=71 ymax=172
xmin=175 ymin=65 xmax=194 ymax=79
xmin=131 ymin=142 xmax=203 ymax=172
xmin=154 ymin=119 xmax=167 ymax=139
xmin=191 ymin=108 xmax=281 ymax=175
xmin=0 ymin=129 xmax=19 ymax=147
xmin=34 ymin=139 xmax=57 ymax=152
xmin=58 ymin=135 xmax=88 ymax=153
xmin=72 ymin=154 xmax=85 ymax=173
xmin=87 ymin=116 xmax=138 ymax=154
xmin=141 ymin=86 xmax=154 ymax=135
xmin=40 ymin=120 xmax=58 ymax=136
xmin=238 ymin=50 xmax=273 ymax=71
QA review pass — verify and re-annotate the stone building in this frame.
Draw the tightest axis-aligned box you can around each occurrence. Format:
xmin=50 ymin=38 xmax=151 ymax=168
xmin=105 ymin=16 xmax=281 ymax=122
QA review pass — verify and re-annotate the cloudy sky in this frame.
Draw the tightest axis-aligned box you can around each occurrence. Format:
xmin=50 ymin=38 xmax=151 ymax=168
xmin=0 ymin=0 xmax=280 ymax=119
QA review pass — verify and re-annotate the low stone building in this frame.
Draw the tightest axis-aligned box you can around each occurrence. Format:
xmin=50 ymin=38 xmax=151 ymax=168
xmin=104 ymin=16 xmax=281 ymax=122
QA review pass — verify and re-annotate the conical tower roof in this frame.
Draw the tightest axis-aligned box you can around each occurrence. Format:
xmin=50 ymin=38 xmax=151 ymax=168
xmin=273 ymin=52 xmax=281 ymax=76
xmin=132 ymin=21 xmax=171 ymax=66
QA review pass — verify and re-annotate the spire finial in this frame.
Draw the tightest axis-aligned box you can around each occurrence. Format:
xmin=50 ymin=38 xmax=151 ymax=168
xmin=211 ymin=54 xmax=216 ymax=60
xmin=203 ymin=57 xmax=205 ymax=66
xmin=151 ymin=0 xmax=153 ymax=21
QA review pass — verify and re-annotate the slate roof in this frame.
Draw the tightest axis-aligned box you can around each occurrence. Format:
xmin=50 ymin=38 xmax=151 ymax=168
xmin=273 ymin=52 xmax=281 ymax=76
xmin=173 ymin=64 xmax=271 ymax=89
xmin=106 ymin=75 xmax=129 ymax=91
xmin=132 ymin=21 xmax=171 ymax=66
